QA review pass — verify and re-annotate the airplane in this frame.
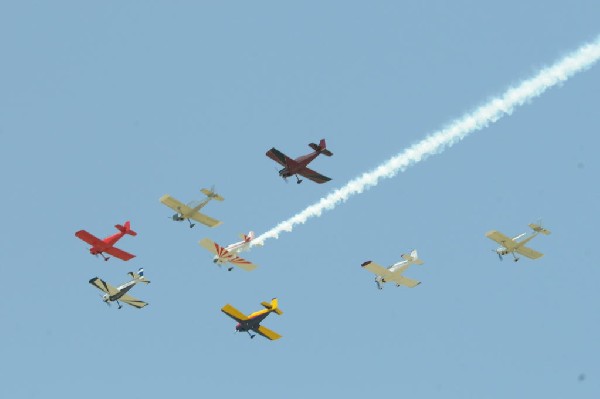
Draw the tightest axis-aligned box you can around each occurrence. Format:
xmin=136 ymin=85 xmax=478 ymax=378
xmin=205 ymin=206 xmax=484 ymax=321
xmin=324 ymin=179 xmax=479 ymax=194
xmin=89 ymin=268 xmax=150 ymax=309
xmin=221 ymin=298 xmax=283 ymax=340
xmin=361 ymin=249 xmax=424 ymax=290
xmin=160 ymin=187 xmax=224 ymax=228
xmin=75 ymin=221 xmax=137 ymax=261
xmin=198 ymin=231 xmax=259 ymax=271
xmin=486 ymin=223 xmax=551 ymax=262
xmin=266 ymin=138 xmax=333 ymax=184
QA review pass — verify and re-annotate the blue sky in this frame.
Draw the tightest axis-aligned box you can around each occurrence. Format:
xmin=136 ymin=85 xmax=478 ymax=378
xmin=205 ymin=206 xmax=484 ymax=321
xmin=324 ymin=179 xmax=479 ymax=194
xmin=1 ymin=2 xmax=599 ymax=398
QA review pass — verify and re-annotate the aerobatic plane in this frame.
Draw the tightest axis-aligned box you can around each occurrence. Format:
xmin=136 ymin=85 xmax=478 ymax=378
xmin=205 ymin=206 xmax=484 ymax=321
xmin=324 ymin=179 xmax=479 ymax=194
xmin=75 ymin=221 xmax=137 ymax=261
xmin=160 ymin=187 xmax=224 ymax=228
xmin=198 ymin=232 xmax=258 ymax=271
xmin=486 ymin=223 xmax=551 ymax=262
xmin=89 ymin=268 xmax=150 ymax=309
xmin=361 ymin=249 xmax=424 ymax=290
xmin=221 ymin=298 xmax=283 ymax=340
xmin=266 ymin=138 xmax=333 ymax=184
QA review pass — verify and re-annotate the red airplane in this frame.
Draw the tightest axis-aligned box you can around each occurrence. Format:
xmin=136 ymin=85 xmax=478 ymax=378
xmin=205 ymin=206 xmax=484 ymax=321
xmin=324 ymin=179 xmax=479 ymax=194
xmin=75 ymin=221 xmax=137 ymax=261
xmin=266 ymin=139 xmax=333 ymax=184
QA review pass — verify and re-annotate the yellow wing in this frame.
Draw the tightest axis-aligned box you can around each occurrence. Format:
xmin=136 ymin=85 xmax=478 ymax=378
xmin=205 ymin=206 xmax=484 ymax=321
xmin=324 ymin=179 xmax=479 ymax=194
xmin=391 ymin=275 xmax=421 ymax=288
xmin=160 ymin=195 xmax=193 ymax=214
xmin=256 ymin=325 xmax=282 ymax=340
xmin=516 ymin=246 xmax=544 ymax=259
xmin=361 ymin=261 xmax=392 ymax=279
xmin=221 ymin=304 xmax=248 ymax=323
xmin=89 ymin=278 xmax=119 ymax=296
xmin=189 ymin=212 xmax=222 ymax=228
xmin=119 ymin=294 xmax=148 ymax=309
xmin=485 ymin=230 xmax=517 ymax=250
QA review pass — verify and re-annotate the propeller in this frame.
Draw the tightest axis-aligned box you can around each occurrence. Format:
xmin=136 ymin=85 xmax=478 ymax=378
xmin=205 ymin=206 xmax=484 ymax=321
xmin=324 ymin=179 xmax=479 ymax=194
xmin=99 ymin=293 xmax=111 ymax=307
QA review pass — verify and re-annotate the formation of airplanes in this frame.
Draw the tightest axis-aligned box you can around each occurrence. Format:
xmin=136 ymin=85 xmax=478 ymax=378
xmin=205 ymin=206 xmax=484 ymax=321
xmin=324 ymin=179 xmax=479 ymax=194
xmin=75 ymin=138 xmax=551 ymax=340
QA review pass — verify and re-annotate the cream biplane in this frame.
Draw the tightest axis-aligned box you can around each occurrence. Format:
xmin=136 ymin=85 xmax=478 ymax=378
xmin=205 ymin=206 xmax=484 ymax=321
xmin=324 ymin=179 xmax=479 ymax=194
xmin=199 ymin=231 xmax=258 ymax=271
xmin=361 ymin=249 xmax=424 ymax=290
xmin=89 ymin=268 xmax=150 ymax=309
xmin=486 ymin=223 xmax=551 ymax=262
xmin=221 ymin=298 xmax=283 ymax=340
xmin=160 ymin=188 xmax=224 ymax=228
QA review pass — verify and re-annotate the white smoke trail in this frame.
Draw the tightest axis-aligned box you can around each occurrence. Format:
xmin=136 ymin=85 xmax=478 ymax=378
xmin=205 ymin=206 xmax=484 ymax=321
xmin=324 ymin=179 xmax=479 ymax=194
xmin=254 ymin=35 xmax=600 ymax=246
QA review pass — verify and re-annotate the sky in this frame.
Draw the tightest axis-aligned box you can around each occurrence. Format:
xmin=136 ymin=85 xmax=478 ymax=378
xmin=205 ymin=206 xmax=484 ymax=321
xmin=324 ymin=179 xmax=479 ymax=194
xmin=1 ymin=2 xmax=600 ymax=398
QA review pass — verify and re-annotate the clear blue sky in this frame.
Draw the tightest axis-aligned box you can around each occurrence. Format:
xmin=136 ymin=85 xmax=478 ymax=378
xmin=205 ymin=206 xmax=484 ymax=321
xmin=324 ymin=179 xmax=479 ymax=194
xmin=1 ymin=2 xmax=599 ymax=398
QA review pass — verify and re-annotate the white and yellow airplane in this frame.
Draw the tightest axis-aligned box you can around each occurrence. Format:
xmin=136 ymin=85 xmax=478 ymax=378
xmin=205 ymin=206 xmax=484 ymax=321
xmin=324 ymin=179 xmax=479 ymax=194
xmin=89 ymin=268 xmax=150 ymax=309
xmin=361 ymin=249 xmax=424 ymax=290
xmin=199 ymin=231 xmax=259 ymax=271
xmin=221 ymin=298 xmax=283 ymax=340
xmin=486 ymin=223 xmax=551 ymax=262
xmin=160 ymin=187 xmax=224 ymax=228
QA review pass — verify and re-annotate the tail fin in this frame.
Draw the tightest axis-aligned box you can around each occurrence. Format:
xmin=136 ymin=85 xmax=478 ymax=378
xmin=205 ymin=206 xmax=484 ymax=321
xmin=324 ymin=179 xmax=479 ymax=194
xmin=115 ymin=221 xmax=137 ymax=236
xmin=529 ymin=223 xmax=551 ymax=235
xmin=128 ymin=268 xmax=150 ymax=284
xmin=409 ymin=249 xmax=425 ymax=265
xmin=240 ymin=231 xmax=255 ymax=242
xmin=261 ymin=298 xmax=283 ymax=315
xmin=201 ymin=188 xmax=225 ymax=201
xmin=309 ymin=139 xmax=333 ymax=156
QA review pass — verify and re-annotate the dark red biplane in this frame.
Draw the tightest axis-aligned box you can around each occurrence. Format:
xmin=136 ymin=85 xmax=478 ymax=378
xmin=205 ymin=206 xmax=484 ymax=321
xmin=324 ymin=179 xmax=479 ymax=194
xmin=75 ymin=221 xmax=137 ymax=261
xmin=266 ymin=139 xmax=333 ymax=184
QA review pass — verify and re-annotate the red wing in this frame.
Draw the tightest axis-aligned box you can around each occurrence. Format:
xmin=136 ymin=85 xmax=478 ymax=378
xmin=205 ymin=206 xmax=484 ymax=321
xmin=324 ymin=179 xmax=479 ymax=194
xmin=266 ymin=148 xmax=290 ymax=167
xmin=297 ymin=166 xmax=331 ymax=184
xmin=75 ymin=230 xmax=103 ymax=247
xmin=104 ymin=246 xmax=135 ymax=261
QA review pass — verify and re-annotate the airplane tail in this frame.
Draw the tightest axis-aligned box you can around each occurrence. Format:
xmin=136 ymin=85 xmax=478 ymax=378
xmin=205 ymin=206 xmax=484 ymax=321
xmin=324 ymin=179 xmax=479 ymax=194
xmin=261 ymin=298 xmax=283 ymax=315
xmin=529 ymin=223 xmax=551 ymax=235
xmin=240 ymin=231 xmax=255 ymax=242
xmin=116 ymin=221 xmax=137 ymax=236
xmin=128 ymin=268 xmax=150 ymax=284
xmin=201 ymin=187 xmax=225 ymax=201
xmin=309 ymin=139 xmax=333 ymax=156
xmin=409 ymin=249 xmax=425 ymax=265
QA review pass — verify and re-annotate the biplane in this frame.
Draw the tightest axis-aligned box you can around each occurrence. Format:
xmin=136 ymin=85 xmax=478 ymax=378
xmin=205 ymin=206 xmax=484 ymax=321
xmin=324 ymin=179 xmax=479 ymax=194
xmin=361 ymin=249 xmax=424 ymax=290
xmin=266 ymin=139 xmax=333 ymax=184
xmin=221 ymin=298 xmax=283 ymax=340
xmin=89 ymin=268 xmax=150 ymax=309
xmin=160 ymin=187 xmax=224 ymax=228
xmin=199 ymin=231 xmax=258 ymax=271
xmin=75 ymin=221 xmax=137 ymax=261
xmin=486 ymin=223 xmax=551 ymax=262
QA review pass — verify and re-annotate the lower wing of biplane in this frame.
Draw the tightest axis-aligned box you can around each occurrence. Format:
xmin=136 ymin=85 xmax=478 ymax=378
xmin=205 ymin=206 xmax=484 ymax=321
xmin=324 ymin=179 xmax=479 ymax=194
xmin=361 ymin=261 xmax=421 ymax=288
xmin=198 ymin=238 xmax=258 ymax=271
xmin=160 ymin=195 xmax=222 ymax=227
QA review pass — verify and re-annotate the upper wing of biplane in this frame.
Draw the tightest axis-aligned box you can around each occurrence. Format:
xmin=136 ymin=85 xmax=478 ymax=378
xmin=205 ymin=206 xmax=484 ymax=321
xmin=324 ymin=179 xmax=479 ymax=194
xmin=515 ymin=246 xmax=544 ymax=259
xmin=75 ymin=230 xmax=103 ymax=247
xmin=160 ymin=195 xmax=193 ymax=214
xmin=221 ymin=304 xmax=248 ymax=323
xmin=485 ymin=230 xmax=518 ymax=250
xmin=104 ymin=246 xmax=135 ymax=261
xmin=265 ymin=147 xmax=290 ymax=167
xmin=228 ymin=256 xmax=258 ymax=271
xmin=256 ymin=325 xmax=282 ymax=340
xmin=297 ymin=166 xmax=331 ymax=184
xmin=89 ymin=277 xmax=120 ymax=296
xmin=118 ymin=293 xmax=148 ymax=309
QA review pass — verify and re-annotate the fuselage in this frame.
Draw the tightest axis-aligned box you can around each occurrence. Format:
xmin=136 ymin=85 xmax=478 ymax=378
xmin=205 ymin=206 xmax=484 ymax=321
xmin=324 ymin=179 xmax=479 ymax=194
xmin=213 ymin=240 xmax=249 ymax=264
xmin=235 ymin=309 xmax=272 ymax=332
xmin=90 ymin=231 xmax=126 ymax=255
xmin=279 ymin=150 xmax=321 ymax=177
xmin=104 ymin=280 xmax=136 ymax=302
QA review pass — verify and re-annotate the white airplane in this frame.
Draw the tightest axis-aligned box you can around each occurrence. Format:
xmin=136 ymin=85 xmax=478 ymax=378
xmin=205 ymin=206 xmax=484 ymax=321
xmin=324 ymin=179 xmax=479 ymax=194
xmin=486 ymin=223 xmax=551 ymax=262
xmin=361 ymin=249 xmax=424 ymax=290
xmin=89 ymin=268 xmax=150 ymax=309
xmin=199 ymin=231 xmax=259 ymax=271
xmin=160 ymin=187 xmax=224 ymax=228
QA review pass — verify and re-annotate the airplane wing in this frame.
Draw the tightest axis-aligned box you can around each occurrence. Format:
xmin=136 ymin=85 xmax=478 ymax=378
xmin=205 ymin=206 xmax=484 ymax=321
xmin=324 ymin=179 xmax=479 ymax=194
xmin=89 ymin=277 xmax=120 ymax=296
xmin=485 ymin=230 xmax=518 ymax=250
xmin=104 ymin=246 xmax=135 ymax=261
xmin=391 ymin=275 xmax=421 ymax=288
xmin=221 ymin=304 xmax=248 ymax=323
xmin=118 ymin=294 xmax=148 ymax=309
xmin=361 ymin=261 xmax=392 ymax=279
xmin=199 ymin=238 xmax=221 ymax=255
xmin=516 ymin=246 xmax=544 ymax=259
xmin=75 ymin=230 xmax=103 ymax=247
xmin=229 ymin=256 xmax=258 ymax=271
xmin=255 ymin=325 xmax=282 ymax=341
xmin=265 ymin=147 xmax=290 ymax=167
xmin=297 ymin=166 xmax=331 ymax=184
xmin=160 ymin=195 xmax=193 ymax=214
xmin=189 ymin=212 xmax=222 ymax=228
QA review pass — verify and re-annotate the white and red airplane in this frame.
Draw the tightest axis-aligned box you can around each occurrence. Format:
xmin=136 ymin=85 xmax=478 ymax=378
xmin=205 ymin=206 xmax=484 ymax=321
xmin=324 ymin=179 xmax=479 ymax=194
xmin=199 ymin=231 xmax=259 ymax=271
xmin=75 ymin=221 xmax=137 ymax=261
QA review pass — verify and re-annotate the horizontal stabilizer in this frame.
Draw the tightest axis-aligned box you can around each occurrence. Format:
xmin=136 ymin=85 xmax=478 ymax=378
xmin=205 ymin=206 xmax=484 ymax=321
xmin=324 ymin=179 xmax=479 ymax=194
xmin=201 ymin=188 xmax=224 ymax=201
xmin=529 ymin=223 xmax=551 ymax=235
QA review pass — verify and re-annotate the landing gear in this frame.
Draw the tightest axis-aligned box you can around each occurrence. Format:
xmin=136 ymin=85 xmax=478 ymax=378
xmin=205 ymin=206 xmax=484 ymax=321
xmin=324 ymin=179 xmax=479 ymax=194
xmin=227 ymin=267 xmax=233 ymax=271
xmin=187 ymin=219 xmax=195 ymax=228
xmin=247 ymin=331 xmax=255 ymax=339
xmin=99 ymin=253 xmax=110 ymax=261
xmin=295 ymin=175 xmax=303 ymax=184
xmin=116 ymin=301 xmax=123 ymax=309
